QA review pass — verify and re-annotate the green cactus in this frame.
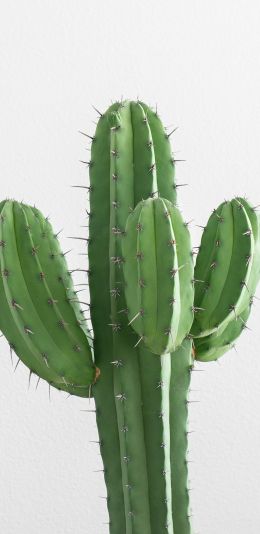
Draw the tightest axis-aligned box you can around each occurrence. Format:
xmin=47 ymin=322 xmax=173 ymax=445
xmin=0 ymin=99 xmax=259 ymax=534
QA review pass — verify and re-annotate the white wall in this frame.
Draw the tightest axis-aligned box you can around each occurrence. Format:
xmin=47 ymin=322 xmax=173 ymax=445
xmin=0 ymin=1 xmax=260 ymax=533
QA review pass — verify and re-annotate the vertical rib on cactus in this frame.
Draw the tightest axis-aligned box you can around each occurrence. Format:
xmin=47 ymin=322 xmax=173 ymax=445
xmin=109 ymin=105 xmax=151 ymax=532
xmin=137 ymin=339 xmax=193 ymax=534
xmin=170 ymin=340 xmax=193 ymax=532
xmin=89 ymin=100 xmax=194 ymax=533
xmin=89 ymin=102 xmax=126 ymax=532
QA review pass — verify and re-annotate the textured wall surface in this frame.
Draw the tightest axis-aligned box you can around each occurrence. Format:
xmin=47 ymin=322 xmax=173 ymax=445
xmin=0 ymin=1 xmax=260 ymax=533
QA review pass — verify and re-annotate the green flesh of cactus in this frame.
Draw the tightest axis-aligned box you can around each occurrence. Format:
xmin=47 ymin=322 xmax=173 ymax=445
xmin=237 ymin=197 xmax=260 ymax=299
xmin=194 ymin=197 xmax=260 ymax=362
xmin=0 ymin=98 xmax=260 ymax=534
xmin=191 ymin=198 xmax=255 ymax=338
xmin=0 ymin=200 xmax=96 ymax=397
xmin=122 ymin=197 xmax=194 ymax=354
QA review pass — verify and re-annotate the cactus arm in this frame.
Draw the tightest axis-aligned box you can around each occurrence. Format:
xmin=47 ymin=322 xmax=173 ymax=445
xmin=192 ymin=200 xmax=254 ymax=337
xmin=193 ymin=197 xmax=260 ymax=363
xmin=89 ymin=101 xmax=126 ymax=532
xmin=122 ymin=198 xmax=194 ymax=355
xmin=195 ymin=198 xmax=260 ymax=363
xmin=195 ymin=201 xmax=260 ymax=362
xmin=0 ymin=200 xmax=95 ymax=397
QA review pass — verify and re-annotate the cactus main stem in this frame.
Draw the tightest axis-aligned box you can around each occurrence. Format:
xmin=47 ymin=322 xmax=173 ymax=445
xmin=93 ymin=338 xmax=193 ymax=534
xmin=89 ymin=100 xmax=193 ymax=533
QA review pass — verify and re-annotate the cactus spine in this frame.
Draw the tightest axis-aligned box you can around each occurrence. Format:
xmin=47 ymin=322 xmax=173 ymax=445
xmin=0 ymin=99 xmax=259 ymax=533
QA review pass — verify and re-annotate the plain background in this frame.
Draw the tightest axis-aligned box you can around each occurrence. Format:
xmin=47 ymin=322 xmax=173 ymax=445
xmin=0 ymin=1 xmax=260 ymax=533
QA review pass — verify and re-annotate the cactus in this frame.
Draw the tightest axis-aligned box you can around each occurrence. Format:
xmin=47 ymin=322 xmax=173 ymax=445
xmin=0 ymin=99 xmax=259 ymax=534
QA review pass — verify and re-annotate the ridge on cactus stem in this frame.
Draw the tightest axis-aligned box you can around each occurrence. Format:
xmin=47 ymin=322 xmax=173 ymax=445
xmin=236 ymin=197 xmax=260 ymax=296
xmin=193 ymin=197 xmax=260 ymax=362
xmin=0 ymin=98 xmax=260 ymax=534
